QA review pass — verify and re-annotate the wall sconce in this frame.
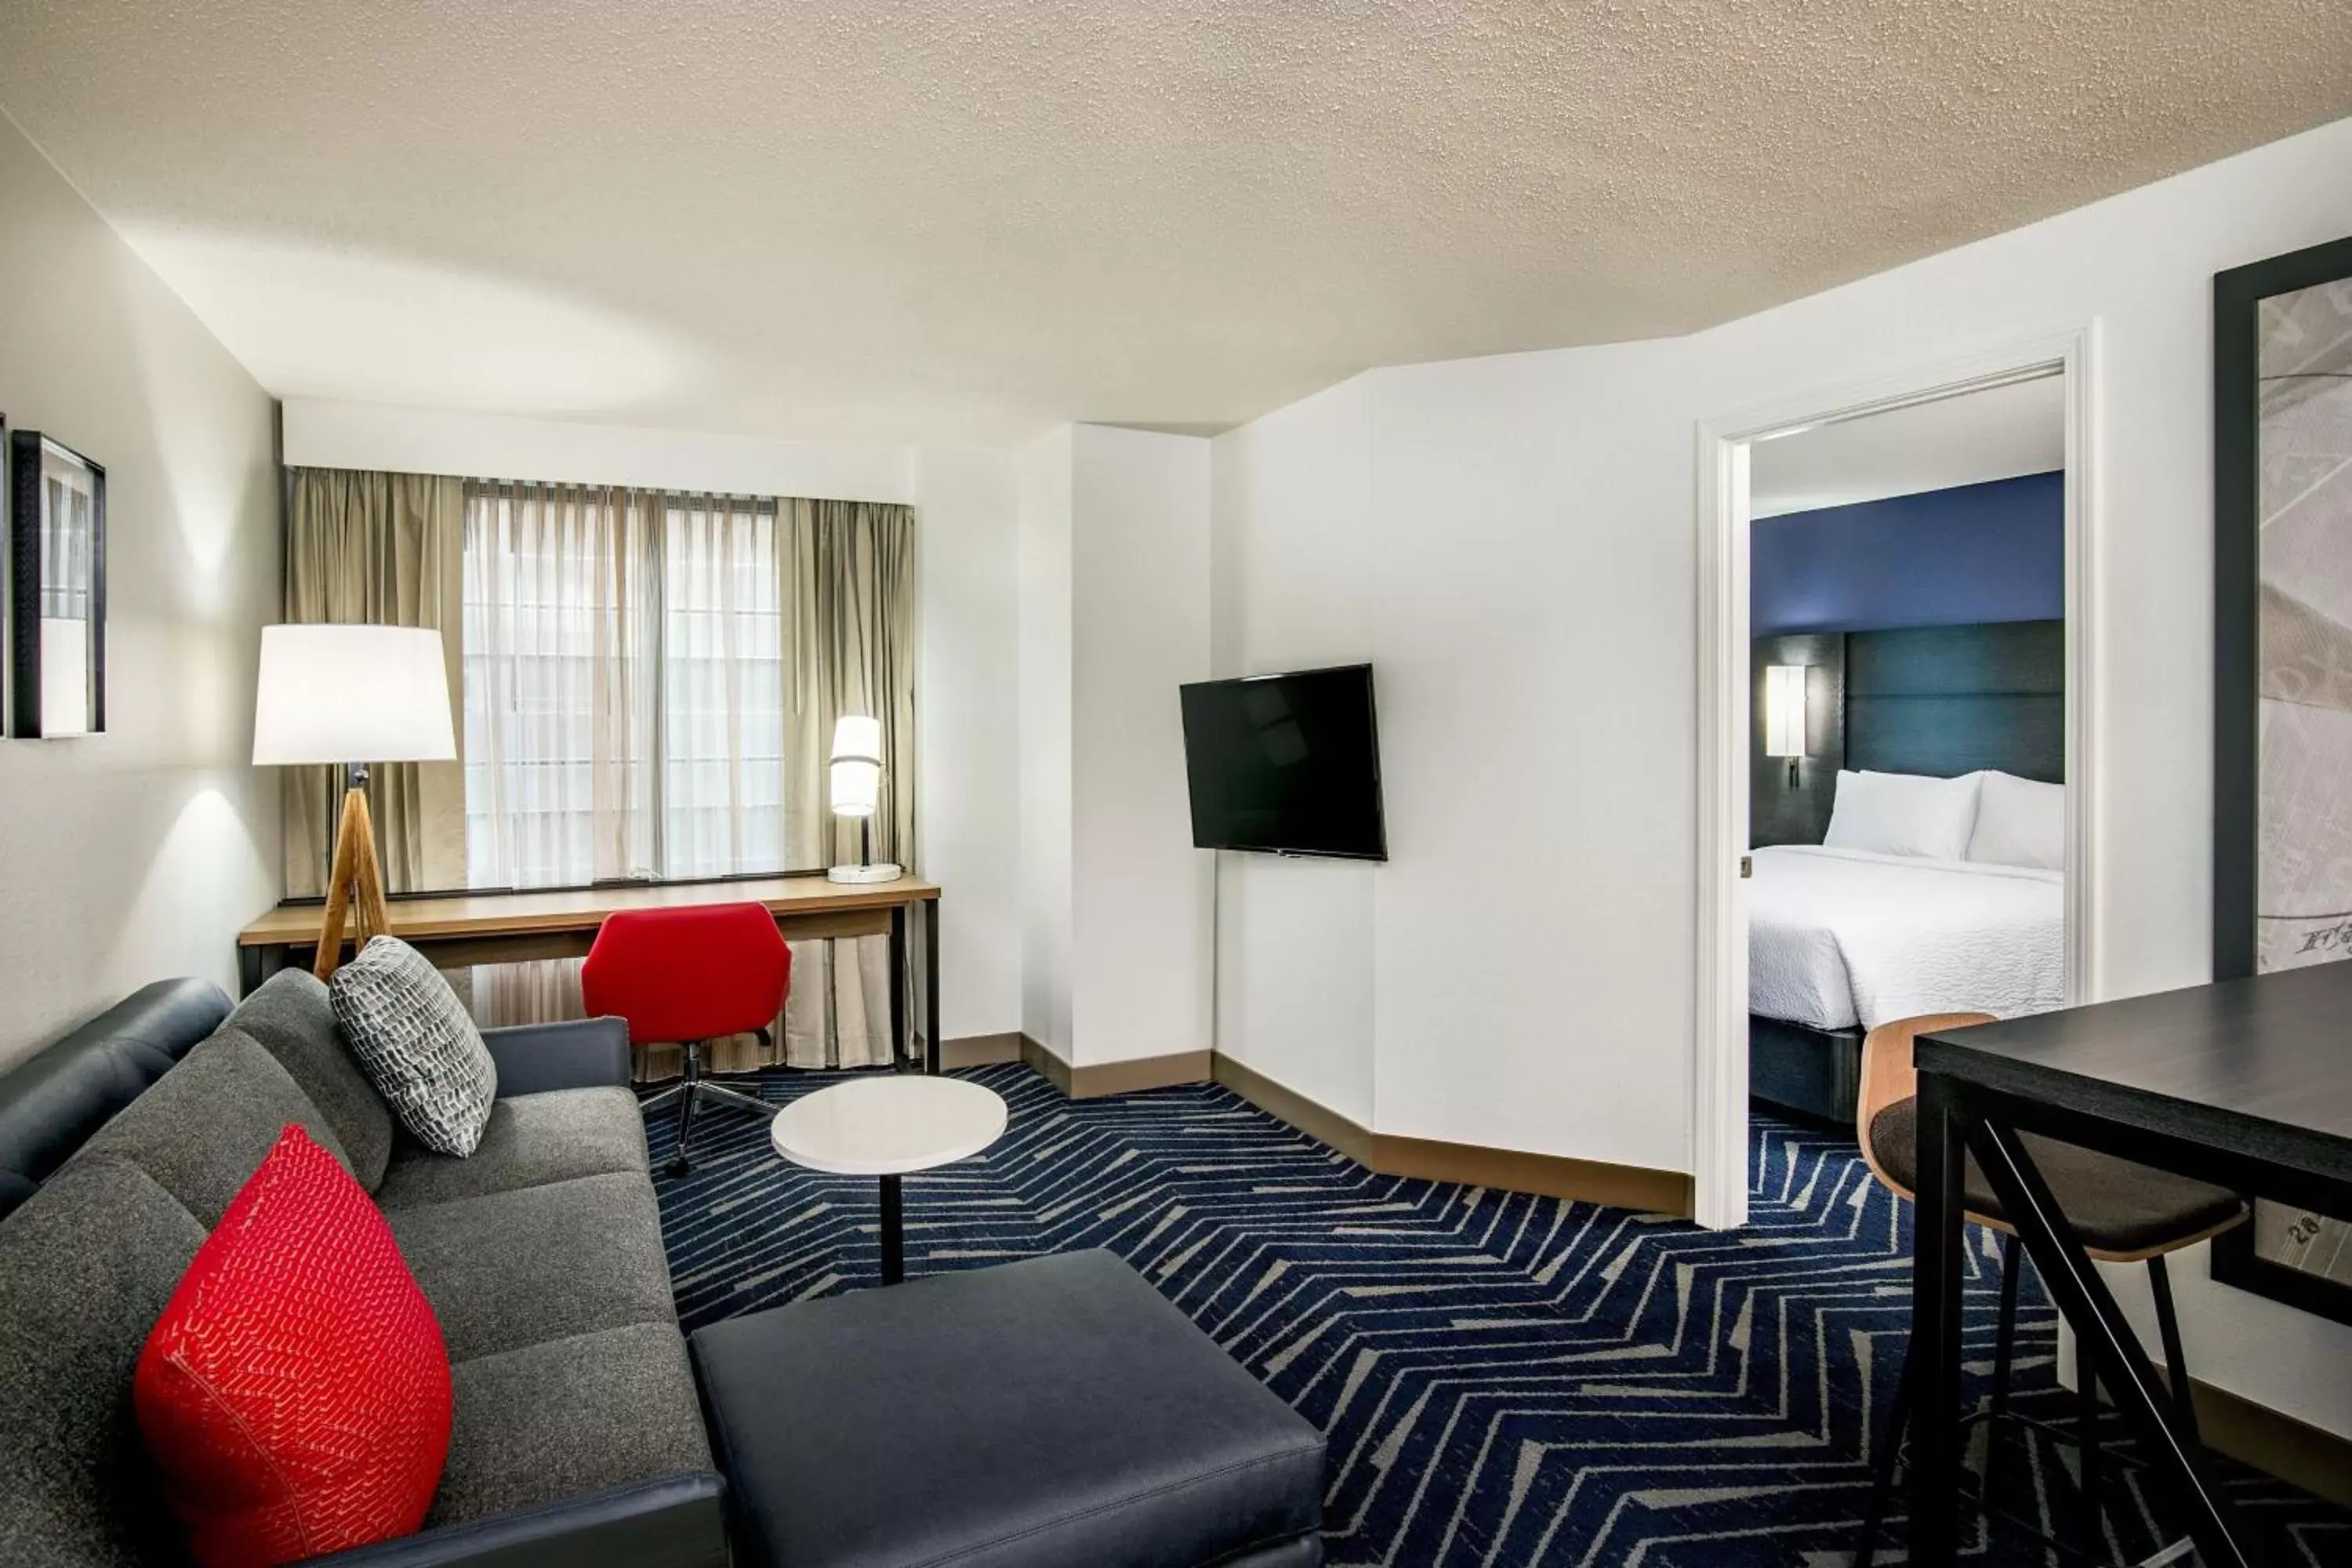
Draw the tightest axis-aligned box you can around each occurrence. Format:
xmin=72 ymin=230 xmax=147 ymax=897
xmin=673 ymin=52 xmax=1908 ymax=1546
xmin=1764 ymin=665 xmax=1807 ymax=787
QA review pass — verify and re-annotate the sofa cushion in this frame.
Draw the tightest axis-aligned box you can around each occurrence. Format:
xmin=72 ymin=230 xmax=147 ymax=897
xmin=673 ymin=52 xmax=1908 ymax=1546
xmin=78 ymin=1029 xmax=350 ymax=1229
xmin=387 ymin=1173 xmax=677 ymax=1363
xmin=426 ymin=1323 xmax=713 ymax=1530
xmin=331 ymin=938 xmax=499 ymax=1158
xmin=372 ymin=1087 xmax=650 ymax=1211
xmin=689 ymin=1249 xmax=1327 ymax=1568
xmin=227 ymin=969 xmax=394 ymax=1190
xmin=0 ymin=1156 xmax=207 ymax=1568
xmin=135 ymin=1127 xmax=451 ymax=1567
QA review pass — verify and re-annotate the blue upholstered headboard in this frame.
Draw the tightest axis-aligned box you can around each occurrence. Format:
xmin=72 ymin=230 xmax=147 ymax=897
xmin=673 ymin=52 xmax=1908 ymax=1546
xmin=1843 ymin=619 xmax=2065 ymax=784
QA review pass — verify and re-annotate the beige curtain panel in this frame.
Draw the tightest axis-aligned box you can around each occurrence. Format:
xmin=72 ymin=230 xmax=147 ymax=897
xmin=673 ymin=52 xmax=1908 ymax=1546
xmin=780 ymin=499 xmax=916 ymax=1069
xmin=280 ymin=468 xmax=466 ymax=898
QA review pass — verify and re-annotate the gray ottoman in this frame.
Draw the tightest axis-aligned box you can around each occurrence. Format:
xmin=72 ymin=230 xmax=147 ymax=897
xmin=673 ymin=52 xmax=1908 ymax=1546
xmin=689 ymin=1249 xmax=1325 ymax=1568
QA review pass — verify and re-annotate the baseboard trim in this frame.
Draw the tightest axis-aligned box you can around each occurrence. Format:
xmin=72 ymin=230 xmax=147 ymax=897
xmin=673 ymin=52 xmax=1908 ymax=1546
xmin=1018 ymin=1036 xmax=1213 ymax=1099
xmin=1005 ymin=1040 xmax=1690 ymax=1214
xmin=938 ymin=1032 xmax=1023 ymax=1069
xmin=1212 ymin=1054 xmax=1693 ymax=1217
xmin=1210 ymin=1053 xmax=1377 ymax=1167
xmin=1018 ymin=1034 xmax=1073 ymax=1095
xmin=2160 ymin=1374 xmax=2352 ymax=1507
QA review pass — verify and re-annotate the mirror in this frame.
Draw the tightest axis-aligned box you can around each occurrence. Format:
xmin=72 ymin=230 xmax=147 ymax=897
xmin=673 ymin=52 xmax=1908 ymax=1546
xmin=9 ymin=428 xmax=106 ymax=738
xmin=2212 ymin=233 xmax=2352 ymax=1323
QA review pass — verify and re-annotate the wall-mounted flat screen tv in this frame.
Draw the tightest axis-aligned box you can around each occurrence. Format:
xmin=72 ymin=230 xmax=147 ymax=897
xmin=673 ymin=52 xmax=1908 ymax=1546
xmin=1179 ymin=663 xmax=1386 ymax=860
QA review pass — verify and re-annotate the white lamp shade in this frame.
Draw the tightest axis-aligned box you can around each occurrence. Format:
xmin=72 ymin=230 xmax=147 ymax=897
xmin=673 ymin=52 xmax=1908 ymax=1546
xmin=829 ymin=713 xmax=883 ymax=765
xmin=829 ymin=758 xmax=880 ymax=818
xmin=252 ymin=624 xmax=456 ymax=767
xmin=828 ymin=713 xmax=884 ymax=818
xmin=1762 ymin=665 xmax=1807 ymax=759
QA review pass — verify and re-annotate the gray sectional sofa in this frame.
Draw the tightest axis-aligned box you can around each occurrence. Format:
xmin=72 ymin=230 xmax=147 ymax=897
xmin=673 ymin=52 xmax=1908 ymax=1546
xmin=0 ymin=970 xmax=1330 ymax=1568
xmin=0 ymin=971 xmax=725 ymax=1568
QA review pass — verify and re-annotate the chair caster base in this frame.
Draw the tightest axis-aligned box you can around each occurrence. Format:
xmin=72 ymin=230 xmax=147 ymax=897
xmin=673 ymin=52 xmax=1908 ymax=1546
xmin=666 ymin=1154 xmax=691 ymax=1178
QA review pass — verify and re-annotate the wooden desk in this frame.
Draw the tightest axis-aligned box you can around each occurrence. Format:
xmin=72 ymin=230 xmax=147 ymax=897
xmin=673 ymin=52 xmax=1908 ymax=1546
xmin=238 ymin=875 xmax=944 ymax=1073
xmin=1908 ymin=964 xmax=2352 ymax=1568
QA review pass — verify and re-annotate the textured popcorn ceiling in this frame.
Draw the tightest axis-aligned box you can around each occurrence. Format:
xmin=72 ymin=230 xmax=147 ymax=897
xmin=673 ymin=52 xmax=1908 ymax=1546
xmin=2 ymin=2 xmax=2348 ymax=442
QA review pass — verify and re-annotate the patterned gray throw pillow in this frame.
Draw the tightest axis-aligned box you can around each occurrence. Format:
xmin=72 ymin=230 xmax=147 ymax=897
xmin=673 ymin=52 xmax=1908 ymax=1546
xmin=328 ymin=936 xmax=498 ymax=1157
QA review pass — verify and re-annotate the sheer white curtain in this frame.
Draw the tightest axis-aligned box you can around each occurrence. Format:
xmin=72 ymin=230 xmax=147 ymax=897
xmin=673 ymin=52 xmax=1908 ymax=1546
xmin=463 ymin=482 xmax=659 ymax=891
xmin=662 ymin=495 xmax=786 ymax=877
xmin=463 ymin=484 xmax=836 ymax=1070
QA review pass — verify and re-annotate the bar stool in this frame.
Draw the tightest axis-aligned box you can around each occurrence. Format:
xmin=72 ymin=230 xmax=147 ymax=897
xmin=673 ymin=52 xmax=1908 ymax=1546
xmin=1852 ymin=1013 xmax=2249 ymax=1566
xmin=581 ymin=902 xmax=793 ymax=1177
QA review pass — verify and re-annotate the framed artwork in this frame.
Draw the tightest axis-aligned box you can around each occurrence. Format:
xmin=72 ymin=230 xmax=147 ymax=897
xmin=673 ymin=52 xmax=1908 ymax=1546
xmin=7 ymin=429 xmax=106 ymax=739
xmin=2212 ymin=233 xmax=2352 ymax=1325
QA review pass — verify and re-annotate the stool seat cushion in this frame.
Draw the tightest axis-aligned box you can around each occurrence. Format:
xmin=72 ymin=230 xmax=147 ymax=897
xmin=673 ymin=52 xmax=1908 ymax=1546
xmin=1871 ymin=1098 xmax=2245 ymax=1255
xmin=690 ymin=1249 xmax=1326 ymax=1568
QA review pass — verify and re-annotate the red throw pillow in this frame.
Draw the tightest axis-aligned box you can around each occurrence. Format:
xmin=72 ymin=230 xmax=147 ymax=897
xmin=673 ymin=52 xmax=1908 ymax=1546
xmin=135 ymin=1125 xmax=452 ymax=1567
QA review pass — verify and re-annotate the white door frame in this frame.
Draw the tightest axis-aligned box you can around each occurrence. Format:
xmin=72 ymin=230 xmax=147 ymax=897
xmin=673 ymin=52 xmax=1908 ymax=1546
xmin=1692 ymin=325 xmax=2102 ymax=1231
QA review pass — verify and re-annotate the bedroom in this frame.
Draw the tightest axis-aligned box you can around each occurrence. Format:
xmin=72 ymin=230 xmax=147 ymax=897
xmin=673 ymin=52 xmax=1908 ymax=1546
xmin=1743 ymin=373 xmax=2071 ymax=1129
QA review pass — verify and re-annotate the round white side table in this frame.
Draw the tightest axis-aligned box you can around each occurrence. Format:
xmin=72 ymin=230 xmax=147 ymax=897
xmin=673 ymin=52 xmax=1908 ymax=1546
xmin=770 ymin=1075 xmax=1008 ymax=1286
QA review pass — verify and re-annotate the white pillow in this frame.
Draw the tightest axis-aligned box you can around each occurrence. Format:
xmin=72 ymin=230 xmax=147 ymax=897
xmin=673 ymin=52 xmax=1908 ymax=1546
xmin=1967 ymin=770 xmax=2066 ymax=870
xmin=1822 ymin=770 xmax=1982 ymax=861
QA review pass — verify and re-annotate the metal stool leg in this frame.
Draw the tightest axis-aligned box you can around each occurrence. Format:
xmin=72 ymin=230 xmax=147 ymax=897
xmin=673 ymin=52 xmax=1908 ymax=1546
xmin=1855 ymin=1341 xmax=1914 ymax=1568
xmin=1980 ymin=1232 xmax=2022 ymax=1510
xmin=2146 ymin=1254 xmax=2201 ymax=1450
xmin=2075 ymin=1333 xmax=2103 ymax=1552
xmin=669 ymin=1039 xmax=705 ymax=1177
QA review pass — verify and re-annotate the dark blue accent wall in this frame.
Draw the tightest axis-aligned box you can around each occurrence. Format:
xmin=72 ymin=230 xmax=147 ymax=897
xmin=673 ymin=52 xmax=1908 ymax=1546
xmin=1751 ymin=470 xmax=2063 ymax=637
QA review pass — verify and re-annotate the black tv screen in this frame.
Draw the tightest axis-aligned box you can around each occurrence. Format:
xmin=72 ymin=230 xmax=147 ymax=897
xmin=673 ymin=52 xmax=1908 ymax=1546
xmin=1179 ymin=664 xmax=1386 ymax=860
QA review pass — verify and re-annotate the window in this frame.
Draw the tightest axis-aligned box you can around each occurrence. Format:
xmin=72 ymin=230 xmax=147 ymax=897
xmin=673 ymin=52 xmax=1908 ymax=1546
xmin=661 ymin=495 xmax=786 ymax=877
xmin=461 ymin=481 xmax=785 ymax=889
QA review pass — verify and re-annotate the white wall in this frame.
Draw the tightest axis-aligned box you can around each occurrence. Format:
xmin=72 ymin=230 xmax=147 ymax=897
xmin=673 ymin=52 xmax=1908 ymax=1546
xmin=1017 ymin=428 xmax=1075 ymax=1056
xmin=1209 ymin=378 xmax=1378 ymax=1124
xmin=0 ymin=117 xmax=280 ymax=1064
xmin=913 ymin=446 xmax=1022 ymax=1040
xmin=284 ymin=396 xmax=1027 ymax=1043
xmin=1018 ymin=424 xmax=1213 ymax=1068
xmin=1208 ymin=114 xmax=2352 ymax=1433
xmin=1069 ymin=426 xmax=1212 ymax=1066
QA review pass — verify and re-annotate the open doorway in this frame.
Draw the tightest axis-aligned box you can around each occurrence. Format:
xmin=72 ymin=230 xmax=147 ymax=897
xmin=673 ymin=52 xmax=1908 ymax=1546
xmin=1694 ymin=335 xmax=2096 ymax=1229
xmin=1745 ymin=373 xmax=2068 ymax=1134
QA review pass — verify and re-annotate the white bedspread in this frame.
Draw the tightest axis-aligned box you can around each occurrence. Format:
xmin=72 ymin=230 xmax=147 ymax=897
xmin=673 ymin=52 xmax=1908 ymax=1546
xmin=1748 ymin=844 xmax=2064 ymax=1032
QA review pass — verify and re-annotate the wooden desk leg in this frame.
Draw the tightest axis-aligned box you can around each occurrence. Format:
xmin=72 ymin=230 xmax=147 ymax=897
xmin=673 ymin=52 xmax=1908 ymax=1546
xmin=1907 ymin=1070 xmax=1967 ymax=1568
xmin=887 ymin=904 xmax=908 ymax=1070
xmin=924 ymin=897 xmax=940 ymax=1076
xmin=1967 ymin=1117 xmax=2253 ymax=1568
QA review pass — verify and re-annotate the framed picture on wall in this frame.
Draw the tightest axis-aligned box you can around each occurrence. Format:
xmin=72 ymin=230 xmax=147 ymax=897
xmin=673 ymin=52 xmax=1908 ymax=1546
xmin=7 ymin=429 xmax=106 ymax=739
xmin=2212 ymin=232 xmax=2352 ymax=1326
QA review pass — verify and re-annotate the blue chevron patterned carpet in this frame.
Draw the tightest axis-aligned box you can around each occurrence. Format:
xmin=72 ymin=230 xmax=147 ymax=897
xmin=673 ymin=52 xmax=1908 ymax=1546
xmin=646 ymin=1065 xmax=2350 ymax=1566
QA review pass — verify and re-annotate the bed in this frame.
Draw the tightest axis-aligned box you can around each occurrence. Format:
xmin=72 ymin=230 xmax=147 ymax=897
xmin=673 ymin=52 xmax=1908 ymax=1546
xmin=1749 ymin=844 xmax=2064 ymax=1033
xmin=1748 ymin=620 xmax=2066 ymax=1125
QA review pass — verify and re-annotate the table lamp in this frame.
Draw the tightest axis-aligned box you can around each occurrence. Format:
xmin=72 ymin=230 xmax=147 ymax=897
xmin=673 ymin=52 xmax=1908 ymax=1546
xmin=826 ymin=713 xmax=902 ymax=884
xmin=252 ymin=624 xmax=457 ymax=978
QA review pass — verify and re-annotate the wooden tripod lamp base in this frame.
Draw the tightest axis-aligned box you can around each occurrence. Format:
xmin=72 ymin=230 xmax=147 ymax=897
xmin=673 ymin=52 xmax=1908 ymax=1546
xmin=313 ymin=783 xmax=394 ymax=980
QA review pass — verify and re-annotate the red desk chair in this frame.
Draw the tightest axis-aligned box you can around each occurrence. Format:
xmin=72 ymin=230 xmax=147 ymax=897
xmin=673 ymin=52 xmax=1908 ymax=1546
xmin=581 ymin=902 xmax=793 ymax=1177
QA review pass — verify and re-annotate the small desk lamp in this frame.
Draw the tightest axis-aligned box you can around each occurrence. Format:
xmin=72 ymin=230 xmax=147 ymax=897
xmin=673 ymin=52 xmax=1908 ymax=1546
xmin=252 ymin=624 xmax=456 ymax=978
xmin=826 ymin=713 xmax=902 ymax=884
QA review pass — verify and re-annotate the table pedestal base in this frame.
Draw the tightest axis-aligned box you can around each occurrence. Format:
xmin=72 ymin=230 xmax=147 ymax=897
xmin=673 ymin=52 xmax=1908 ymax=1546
xmin=880 ymin=1172 xmax=904 ymax=1286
